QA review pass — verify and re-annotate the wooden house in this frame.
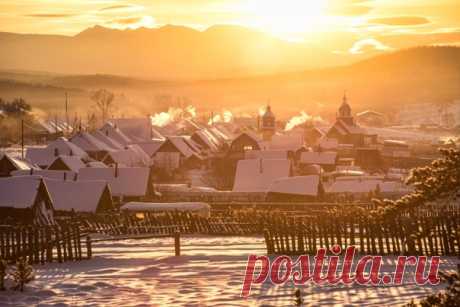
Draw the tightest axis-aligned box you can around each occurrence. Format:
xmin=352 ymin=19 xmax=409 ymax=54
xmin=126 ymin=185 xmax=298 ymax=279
xmin=0 ymin=176 xmax=54 ymax=225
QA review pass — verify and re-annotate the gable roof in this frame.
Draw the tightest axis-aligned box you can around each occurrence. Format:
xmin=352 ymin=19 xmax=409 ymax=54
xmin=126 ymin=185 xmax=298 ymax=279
xmin=109 ymin=118 xmax=153 ymax=142
xmin=268 ymin=176 xmax=320 ymax=196
xmin=26 ymin=137 xmax=88 ymax=167
xmin=136 ymin=139 xmax=165 ymax=157
xmin=100 ymin=122 xmax=133 ymax=146
xmin=92 ymin=130 xmax=124 ymax=150
xmin=0 ymin=153 xmax=37 ymax=173
xmin=0 ymin=176 xmax=48 ymax=208
xmin=301 ymin=151 xmax=337 ymax=165
xmin=44 ymin=178 xmax=113 ymax=213
xmin=233 ymin=158 xmax=291 ymax=192
xmin=161 ymin=136 xmax=203 ymax=159
xmin=70 ymin=132 xmax=113 ymax=152
xmin=47 ymin=155 xmax=86 ymax=172
xmin=78 ymin=167 xmax=150 ymax=197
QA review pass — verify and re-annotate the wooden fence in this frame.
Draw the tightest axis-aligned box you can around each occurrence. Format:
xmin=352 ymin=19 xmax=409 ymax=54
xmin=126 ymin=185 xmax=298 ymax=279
xmin=264 ymin=210 xmax=460 ymax=256
xmin=80 ymin=211 xmax=263 ymax=236
xmin=0 ymin=225 xmax=91 ymax=264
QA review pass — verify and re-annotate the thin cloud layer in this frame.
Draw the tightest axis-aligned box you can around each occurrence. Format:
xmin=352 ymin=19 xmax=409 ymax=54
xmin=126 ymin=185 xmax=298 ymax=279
xmin=368 ymin=16 xmax=430 ymax=26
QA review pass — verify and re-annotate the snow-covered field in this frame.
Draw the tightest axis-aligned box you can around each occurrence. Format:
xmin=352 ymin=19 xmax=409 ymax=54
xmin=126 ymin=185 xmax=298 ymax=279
xmin=0 ymin=236 xmax=457 ymax=306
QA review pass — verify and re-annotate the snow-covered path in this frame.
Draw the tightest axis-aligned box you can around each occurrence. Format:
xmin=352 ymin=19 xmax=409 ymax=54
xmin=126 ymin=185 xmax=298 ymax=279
xmin=0 ymin=236 xmax=457 ymax=306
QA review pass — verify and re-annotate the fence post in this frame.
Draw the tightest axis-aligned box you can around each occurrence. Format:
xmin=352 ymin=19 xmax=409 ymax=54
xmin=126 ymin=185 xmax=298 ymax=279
xmin=264 ymin=229 xmax=272 ymax=254
xmin=174 ymin=231 xmax=180 ymax=256
xmin=86 ymin=235 xmax=92 ymax=259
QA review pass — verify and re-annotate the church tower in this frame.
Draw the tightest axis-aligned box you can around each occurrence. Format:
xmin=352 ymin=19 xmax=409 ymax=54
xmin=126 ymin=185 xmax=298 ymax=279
xmin=337 ymin=93 xmax=354 ymax=125
xmin=261 ymin=105 xmax=276 ymax=141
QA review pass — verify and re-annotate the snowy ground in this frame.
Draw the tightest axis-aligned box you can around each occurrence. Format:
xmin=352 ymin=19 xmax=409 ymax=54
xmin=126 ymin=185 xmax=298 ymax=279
xmin=0 ymin=236 xmax=458 ymax=307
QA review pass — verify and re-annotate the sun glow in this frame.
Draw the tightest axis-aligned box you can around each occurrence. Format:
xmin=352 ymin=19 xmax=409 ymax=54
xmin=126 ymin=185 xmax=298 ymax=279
xmin=240 ymin=0 xmax=328 ymax=40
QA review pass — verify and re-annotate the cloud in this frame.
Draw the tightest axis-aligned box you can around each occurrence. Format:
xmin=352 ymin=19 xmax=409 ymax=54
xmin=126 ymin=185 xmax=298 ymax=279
xmin=99 ymin=4 xmax=143 ymax=12
xmin=327 ymin=0 xmax=373 ymax=16
xmin=24 ymin=13 xmax=76 ymax=18
xmin=108 ymin=15 xmax=156 ymax=29
xmin=378 ymin=29 xmax=460 ymax=49
xmin=349 ymin=38 xmax=393 ymax=54
xmin=368 ymin=16 xmax=430 ymax=26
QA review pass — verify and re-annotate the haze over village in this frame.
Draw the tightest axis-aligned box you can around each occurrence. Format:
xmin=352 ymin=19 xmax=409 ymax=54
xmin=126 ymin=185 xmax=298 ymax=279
xmin=0 ymin=0 xmax=459 ymax=306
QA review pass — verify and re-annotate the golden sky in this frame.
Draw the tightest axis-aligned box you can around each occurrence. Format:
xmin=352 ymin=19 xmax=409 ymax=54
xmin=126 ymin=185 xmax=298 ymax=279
xmin=1 ymin=0 xmax=460 ymax=52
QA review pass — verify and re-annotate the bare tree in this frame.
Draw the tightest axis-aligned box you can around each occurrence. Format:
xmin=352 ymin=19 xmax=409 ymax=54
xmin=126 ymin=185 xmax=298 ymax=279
xmin=91 ymin=89 xmax=115 ymax=125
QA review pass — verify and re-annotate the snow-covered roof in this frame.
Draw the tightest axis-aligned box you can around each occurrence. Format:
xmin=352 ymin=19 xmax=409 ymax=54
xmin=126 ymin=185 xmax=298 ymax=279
xmin=48 ymin=155 xmax=86 ymax=172
xmin=301 ymin=151 xmax=337 ymax=165
xmin=136 ymin=139 xmax=164 ymax=157
xmin=164 ymin=136 xmax=203 ymax=159
xmin=26 ymin=137 xmax=88 ymax=167
xmin=0 ymin=153 xmax=37 ymax=171
xmin=12 ymin=169 xmax=77 ymax=180
xmin=192 ymin=130 xmax=220 ymax=152
xmin=122 ymin=202 xmax=210 ymax=216
xmin=44 ymin=178 xmax=111 ymax=212
xmin=109 ymin=118 xmax=152 ymax=142
xmin=383 ymin=140 xmax=409 ymax=147
xmin=245 ymin=150 xmax=288 ymax=160
xmin=268 ymin=175 xmax=320 ymax=196
xmin=92 ymin=130 xmax=124 ymax=150
xmin=0 ymin=176 xmax=44 ymax=208
xmin=100 ymin=122 xmax=133 ymax=146
xmin=70 ymin=132 xmax=113 ymax=152
xmin=104 ymin=148 xmax=148 ymax=167
xmin=233 ymin=159 xmax=291 ymax=192
xmin=78 ymin=167 xmax=150 ymax=197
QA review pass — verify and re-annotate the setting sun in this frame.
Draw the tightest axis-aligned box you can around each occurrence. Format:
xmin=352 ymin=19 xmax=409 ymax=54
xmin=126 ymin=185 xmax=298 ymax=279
xmin=240 ymin=0 xmax=328 ymax=39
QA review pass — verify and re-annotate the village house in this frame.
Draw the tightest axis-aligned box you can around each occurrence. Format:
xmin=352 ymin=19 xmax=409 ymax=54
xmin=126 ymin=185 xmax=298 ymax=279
xmin=152 ymin=136 xmax=204 ymax=173
xmin=228 ymin=132 xmax=263 ymax=156
xmin=0 ymin=153 xmax=38 ymax=177
xmin=70 ymin=131 xmax=113 ymax=160
xmin=26 ymin=137 xmax=89 ymax=168
xmin=44 ymin=178 xmax=114 ymax=213
xmin=0 ymin=176 xmax=54 ymax=225
xmin=100 ymin=122 xmax=133 ymax=146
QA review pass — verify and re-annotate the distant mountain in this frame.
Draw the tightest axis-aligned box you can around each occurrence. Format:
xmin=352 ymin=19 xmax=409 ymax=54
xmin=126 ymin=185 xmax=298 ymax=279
xmin=0 ymin=25 xmax=358 ymax=79
xmin=0 ymin=46 xmax=459 ymax=118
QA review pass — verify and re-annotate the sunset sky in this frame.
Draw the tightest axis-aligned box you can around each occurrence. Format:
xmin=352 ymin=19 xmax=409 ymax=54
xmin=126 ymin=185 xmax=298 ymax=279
xmin=1 ymin=0 xmax=460 ymax=53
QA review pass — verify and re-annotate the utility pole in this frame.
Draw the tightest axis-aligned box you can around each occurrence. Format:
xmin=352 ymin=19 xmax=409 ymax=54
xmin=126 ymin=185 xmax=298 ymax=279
xmin=65 ymin=92 xmax=69 ymax=135
xmin=21 ymin=119 xmax=24 ymax=159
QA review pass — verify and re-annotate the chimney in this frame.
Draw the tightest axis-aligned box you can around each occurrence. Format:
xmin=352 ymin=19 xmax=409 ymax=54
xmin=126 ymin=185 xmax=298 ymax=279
xmin=64 ymin=172 xmax=67 ymax=181
xmin=105 ymin=129 xmax=109 ymax=136
xmin=54 ymin=148 xmax=59 ymax=156
xmin=259 ymin=158 xmax=263 ymax=173
xmin=29 ymin=168 xmax=33 ymax=175
xmin=69 ymin=149 xmax=73 ymax=156
xmin=73 ymin=173 xmax=78 ymax=181
xmin=115 ymin=163 xmax=119 ymax=177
